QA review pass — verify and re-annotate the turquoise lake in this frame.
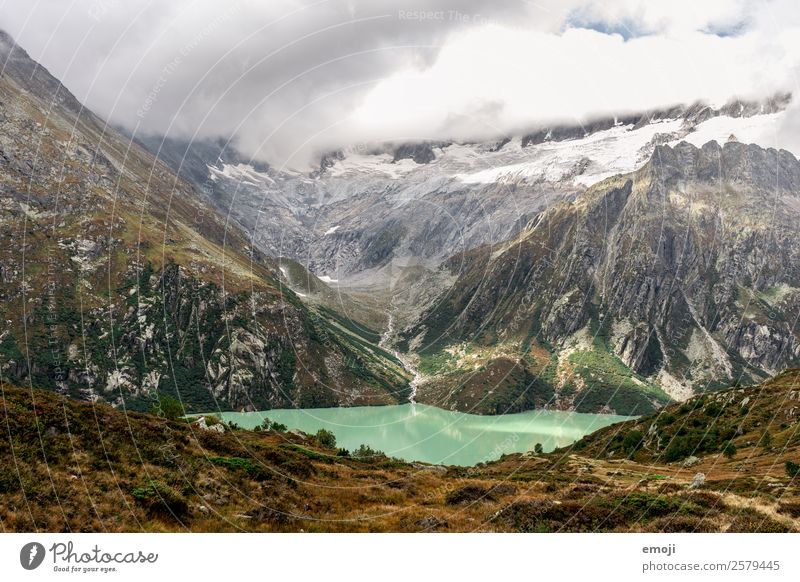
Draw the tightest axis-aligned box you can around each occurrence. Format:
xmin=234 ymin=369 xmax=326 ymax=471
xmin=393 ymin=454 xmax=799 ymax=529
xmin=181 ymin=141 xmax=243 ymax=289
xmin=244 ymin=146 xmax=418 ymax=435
xmin=213 ymin=404 xmax=632 ymax=466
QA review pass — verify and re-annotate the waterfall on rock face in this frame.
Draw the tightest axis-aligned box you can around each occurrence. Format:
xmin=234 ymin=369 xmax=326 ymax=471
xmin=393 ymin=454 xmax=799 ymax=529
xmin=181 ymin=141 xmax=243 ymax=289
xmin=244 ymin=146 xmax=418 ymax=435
xmin=380 ymin=312 xmax=422 ymax=408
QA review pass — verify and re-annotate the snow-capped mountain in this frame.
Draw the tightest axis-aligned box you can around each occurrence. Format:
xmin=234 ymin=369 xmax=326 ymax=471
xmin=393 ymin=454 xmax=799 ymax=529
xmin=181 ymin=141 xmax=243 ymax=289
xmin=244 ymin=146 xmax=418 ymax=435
xmin=151 ymin=93 xmax=793 ymax=288
xmin=134 ymin=93 xmax=800 ymax=415
xmin=402 ymin=138 xmax=800 ymax=414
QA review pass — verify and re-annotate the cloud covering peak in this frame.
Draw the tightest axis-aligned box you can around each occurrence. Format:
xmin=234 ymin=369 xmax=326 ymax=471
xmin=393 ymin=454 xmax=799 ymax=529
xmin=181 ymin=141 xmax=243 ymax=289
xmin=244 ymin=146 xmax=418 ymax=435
xmin=2 ymin=0 xmax=799 ymax=168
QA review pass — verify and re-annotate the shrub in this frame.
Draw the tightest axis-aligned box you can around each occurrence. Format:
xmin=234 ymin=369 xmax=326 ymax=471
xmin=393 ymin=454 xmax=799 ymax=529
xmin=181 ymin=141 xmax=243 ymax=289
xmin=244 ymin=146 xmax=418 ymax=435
xmin=281 ymin=458 xmax=315 ymax=478
xmin=152 ymin=395 xmax=184 ymax=420
xmin=208 ymin=456 xmax=268 ymax=480
xmin=722 ymin=442 xmax=737 ymax=459
xmin=777 ymin=500 xmax=800 ymax=518
xmin=446 ymin=484 xmax=491 ymax=505
xmin=663 ymin=437 xmax=692 ymax=463
xmin=0 ymin=468 xmax=20 ymax=494
xmin=353 ymin=444 xmax=383 ymax=460
xmin=727 ymin=508 xmax=791 ymax=533
xmin=662 ymin=426 xmax=737 ymax=463
xmin=605 ymin=491 xmax=687 ymax=522
xmin=680 ymin=491 xmax=725 ymax=511
xmin=623 ymin=430 xmax=644 ymax=457
xmin=315 ymin=428 xmax=337 ymax=448
xmin=255 ymin=418 xmax=288 ymax=433
xmin=657 ymin=412 xmax=676 ymax=426
xmin=646 ymin=515 xmax=717 ymax=533
xmin=254 ymin=417 xmax=272 ymax=432
xmin=786 ymin=461 xmax=800 ymax=479
xmin=533 ymin=443 xmax=544 ymax=454
xmin=498 ymin=499 xmax=622 ymax=532
xmin=704 ymin=401 xmax=722 ymax=417
xmin=130 ymin=481 xmax=188 ymax=519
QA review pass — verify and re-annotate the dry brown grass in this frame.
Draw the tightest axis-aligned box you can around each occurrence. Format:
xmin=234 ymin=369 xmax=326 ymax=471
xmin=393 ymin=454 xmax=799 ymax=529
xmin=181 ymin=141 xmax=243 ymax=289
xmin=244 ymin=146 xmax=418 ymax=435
xmin=2 ymin=382 xmax=800 ymax=532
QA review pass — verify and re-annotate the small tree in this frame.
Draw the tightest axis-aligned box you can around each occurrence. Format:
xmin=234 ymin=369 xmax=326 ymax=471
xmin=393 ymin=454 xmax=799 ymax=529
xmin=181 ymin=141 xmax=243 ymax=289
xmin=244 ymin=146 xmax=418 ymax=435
xmin=353 ymin=444 xmax=382 ymax=460
xmin=253 ymin=417 xmax=270 ymax=432
xmin=786 ymin=461 xmax=800 ymax=479
xmin=533 ymin=443 xmax=544 ymax=454
xmin=704 ymin=401 xmax=722 ymax=417
xmin=255 ymin=417 xmax=287 ymax=432
xmin=663 ymin=436 xmax=691 ymax=463
xmin=315 ymin=428 xmax=337 ymax=448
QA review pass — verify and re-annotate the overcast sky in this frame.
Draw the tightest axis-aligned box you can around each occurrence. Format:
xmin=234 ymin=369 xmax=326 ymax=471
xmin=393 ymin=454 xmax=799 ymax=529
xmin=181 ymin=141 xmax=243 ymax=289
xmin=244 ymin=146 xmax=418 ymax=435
xmin=2 ymin=0 xmax=799 ymax=168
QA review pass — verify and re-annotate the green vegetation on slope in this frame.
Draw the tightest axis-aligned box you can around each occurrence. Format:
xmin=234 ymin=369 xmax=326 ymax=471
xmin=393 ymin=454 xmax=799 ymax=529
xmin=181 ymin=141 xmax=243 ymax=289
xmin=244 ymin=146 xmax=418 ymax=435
xmin=571 ymin=369 xmax=800 ymax=466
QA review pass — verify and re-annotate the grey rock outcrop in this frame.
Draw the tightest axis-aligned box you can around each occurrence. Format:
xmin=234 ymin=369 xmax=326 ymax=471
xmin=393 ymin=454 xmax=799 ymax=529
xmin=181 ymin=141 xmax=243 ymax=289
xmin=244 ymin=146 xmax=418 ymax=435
xmin=405 ymin=141 xmax=800 ymax=413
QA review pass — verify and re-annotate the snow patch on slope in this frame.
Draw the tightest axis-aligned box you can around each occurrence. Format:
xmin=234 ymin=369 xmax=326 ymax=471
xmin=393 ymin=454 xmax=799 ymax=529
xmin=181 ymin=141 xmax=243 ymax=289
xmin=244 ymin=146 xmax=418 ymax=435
xmin=208 ymin=163 xmax=275 ymax=185
xmin=326 ymin=153 xmax=418 ymax=179
xmin=455 ymin=119 xmax=684 ymax=186
xmin=670 ymin=112 xmax=787 ymax=151
xmin=319 ymin=109 xmax=796 ymax=192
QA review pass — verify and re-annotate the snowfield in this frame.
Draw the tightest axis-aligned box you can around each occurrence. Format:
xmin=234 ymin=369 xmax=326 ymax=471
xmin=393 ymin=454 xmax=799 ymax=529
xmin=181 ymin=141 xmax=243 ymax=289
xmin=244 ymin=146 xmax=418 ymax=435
xmin=200 ymin=102 xmax=796 ymax=282
xmin=208 ymin=107 xmax=794 ymax=204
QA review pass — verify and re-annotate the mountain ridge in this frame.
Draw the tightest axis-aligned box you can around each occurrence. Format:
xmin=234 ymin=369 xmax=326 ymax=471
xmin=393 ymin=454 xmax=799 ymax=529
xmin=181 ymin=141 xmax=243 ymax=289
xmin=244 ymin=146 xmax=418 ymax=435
xmin=398 ymin=139 xmax=800 ymax=414
xmin=3 ymin=28 xmax=799 ymax=419
xmin=135 ymin=93 xmax=790 ymax=286
xmin=0 ymin=30 xmax=410 ymax=412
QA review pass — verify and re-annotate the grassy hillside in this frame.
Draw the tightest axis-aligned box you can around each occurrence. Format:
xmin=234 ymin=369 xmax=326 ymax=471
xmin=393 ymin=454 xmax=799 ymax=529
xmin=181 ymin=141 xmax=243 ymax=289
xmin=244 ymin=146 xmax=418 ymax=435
xmin=571 ymin=369 xmax=800 ymax=468
xmin=2 ymin=377 xmax=800 ymax=532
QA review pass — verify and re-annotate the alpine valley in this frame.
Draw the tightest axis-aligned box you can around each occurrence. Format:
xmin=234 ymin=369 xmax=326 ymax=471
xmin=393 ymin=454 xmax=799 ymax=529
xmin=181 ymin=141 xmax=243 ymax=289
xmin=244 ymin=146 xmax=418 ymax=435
xmin=0 ymin=30 xmax=411 ymax=413
xmin=3 ymin=28 xmax=800 ymax=418
xmin=3 ymin=26 xmax=800 ymax=534
xmin=138 ymin=93 xmax=799 ymax=417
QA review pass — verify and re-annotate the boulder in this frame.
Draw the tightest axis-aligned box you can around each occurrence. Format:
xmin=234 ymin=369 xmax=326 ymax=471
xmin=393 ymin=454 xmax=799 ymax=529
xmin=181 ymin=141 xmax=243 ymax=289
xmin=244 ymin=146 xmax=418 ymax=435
xmin=690 ymin=473 xmax=706 ymax=489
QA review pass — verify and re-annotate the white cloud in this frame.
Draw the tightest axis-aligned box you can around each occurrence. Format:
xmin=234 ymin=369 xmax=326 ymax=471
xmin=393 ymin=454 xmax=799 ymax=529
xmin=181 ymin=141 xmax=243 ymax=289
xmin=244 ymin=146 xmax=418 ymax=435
xmin=2 ymin=0 xmax=799 ymax=168
xmin=348 ymin=23 xmax=800 ymax=145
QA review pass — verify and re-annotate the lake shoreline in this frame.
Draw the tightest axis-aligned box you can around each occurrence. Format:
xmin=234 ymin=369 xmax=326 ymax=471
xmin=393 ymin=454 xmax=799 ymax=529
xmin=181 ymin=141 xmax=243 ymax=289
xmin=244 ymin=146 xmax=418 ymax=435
xmin=193 ymin=403 xmax=635 ymax=466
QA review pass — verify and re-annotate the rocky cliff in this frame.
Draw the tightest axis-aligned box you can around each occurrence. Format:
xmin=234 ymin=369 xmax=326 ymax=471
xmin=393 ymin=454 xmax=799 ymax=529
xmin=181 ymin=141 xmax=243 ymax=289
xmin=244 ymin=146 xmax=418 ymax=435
xmin=402 ymin=140 xmax=800 ymax=415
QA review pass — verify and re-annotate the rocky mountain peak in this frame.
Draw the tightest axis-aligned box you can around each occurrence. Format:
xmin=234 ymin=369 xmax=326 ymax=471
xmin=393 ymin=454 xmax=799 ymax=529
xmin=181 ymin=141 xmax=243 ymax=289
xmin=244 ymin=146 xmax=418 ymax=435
xmin=647 ymin=140 xmax=800 ymax=194
xmin=0 ymin=29 xmax=86 ymax=117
